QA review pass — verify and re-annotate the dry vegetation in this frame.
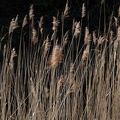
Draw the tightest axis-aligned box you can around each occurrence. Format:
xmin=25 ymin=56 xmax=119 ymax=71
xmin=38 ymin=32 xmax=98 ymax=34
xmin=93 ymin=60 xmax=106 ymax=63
xmin=0 ymin=1 xmax=120 ymax=120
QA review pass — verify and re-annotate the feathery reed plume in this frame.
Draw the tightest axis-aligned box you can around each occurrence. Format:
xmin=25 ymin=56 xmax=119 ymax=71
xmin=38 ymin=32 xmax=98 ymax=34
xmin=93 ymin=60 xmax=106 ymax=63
xmin=81 ymin=44 xmax=90 ymax=61
xmin=9 ymin=15 xmax=19 ymax=35
xmin=42 ymin=35 xmax=51 ymax=57
xmin=39 ymin=16 xmax=44 ymax=34
xmin=98 ymin=35 xmax=105 ymax=45
xmin=82 ymin=3 xmax=86 ymax=18
xmin=50 ymin=45 xmax=63 ymax=68
xmin=52 ymin=16 xmax=59 ymax=32
xmin=22 ymin=15 xmax=28 ymax=28
xmin=32 ymin=27 xmax=38 ymax=45
xmin=63 ymin=1 xmax=70 ymax=17
xmin=92 ymin=31 xmax=97 ymax=45
xmin=118 ymin=6 xmax=120 ymax=17
xmin=84 ymin=27 xmax=91 ymax=44
xmin=74 ymin=21 xmax=81 ymax=38
xmin=29 ymin=4 xmax=34 ymax=20
xmin=9 ymin=48 xmax=17 ymax=70
xmin=116 ymin=26 xmax=120 ymax=41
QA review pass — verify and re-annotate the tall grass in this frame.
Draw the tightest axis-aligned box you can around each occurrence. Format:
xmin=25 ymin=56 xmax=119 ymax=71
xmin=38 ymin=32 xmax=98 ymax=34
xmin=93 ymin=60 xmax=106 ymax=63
xmin=0 ymin=2 xmax=120 ymax=120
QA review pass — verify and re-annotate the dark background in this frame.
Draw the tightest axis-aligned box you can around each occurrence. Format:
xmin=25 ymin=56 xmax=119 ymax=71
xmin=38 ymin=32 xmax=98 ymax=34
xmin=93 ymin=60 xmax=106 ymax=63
xmin=0 ymin=0 xmax=120 ymax=33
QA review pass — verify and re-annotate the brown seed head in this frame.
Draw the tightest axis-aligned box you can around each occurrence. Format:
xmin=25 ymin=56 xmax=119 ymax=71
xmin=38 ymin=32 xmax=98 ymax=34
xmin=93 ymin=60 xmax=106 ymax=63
xmin=63 ymin=1 xmax=69 ymax=17
xmin=52 ymin=16 xmax=59 ymax=32
xmin=82 ymin=3 xmax=86 ymax=18
xmin=9 ymin=15 xmax=19 ymax=35
xmin=50 ymin=45 xmax=63 ymax=68
xmin=92 ymin=31 xmax=97 ymax=45
xmin=29 ymin=4 xmax=34 ymax=20
xmin=43 ymin=35 xmax=51 ymax=57
xmin=32 ymin=27 xmax=38 ymax=45
xmin=9 ymin=48 xmax=17 ymax=70
xmin=74 ymin=21 xmax=81 ymax=38
xmin=81 ymin=44 xmax=90 ymax=61
xmin=84 ymin=27 xmax=91 ymax=44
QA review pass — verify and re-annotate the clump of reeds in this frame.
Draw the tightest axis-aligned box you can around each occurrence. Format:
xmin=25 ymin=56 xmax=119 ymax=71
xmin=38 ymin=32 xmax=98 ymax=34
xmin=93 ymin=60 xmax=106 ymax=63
xmin=0 ymin=2 xmax=120 ymax=120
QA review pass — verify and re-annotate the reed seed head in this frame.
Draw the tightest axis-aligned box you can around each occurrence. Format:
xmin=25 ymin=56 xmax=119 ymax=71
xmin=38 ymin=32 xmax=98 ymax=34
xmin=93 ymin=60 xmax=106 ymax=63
xmin=74 ymin=21 xmax=81 ymax=38
xmin=9 ymin=48 xmax=17 ymax=70
xmin=52 ymin=16 xmax=59 ymax=32
xmin=81 ymin=44 xmax=90 ymax=61
xmin=82 ymin=3 xmax=86 ymax=18
xmin=29 ymin=4 xmax=34 ymax=20
xmin=84 ymin=27 xmax=91 ymax=44
xmin=50 ymin=45 xmax=63 ymax=68
xmin=39 ymin=16 xmax=44 ymax=34
xmin=43 ymin=35 xmax=51 ymax=57
xmin=32 ymin=27 xmax=38 ymax=45
xmin=63 ymin=1 xmax=70 ymax=17
xmin=98 ymin=35 xmax=105 ymax=45
xmin=9 ymin=15 xmax=19 ymax=35
xmin=93 ymin=31 xmax=97 ymax=45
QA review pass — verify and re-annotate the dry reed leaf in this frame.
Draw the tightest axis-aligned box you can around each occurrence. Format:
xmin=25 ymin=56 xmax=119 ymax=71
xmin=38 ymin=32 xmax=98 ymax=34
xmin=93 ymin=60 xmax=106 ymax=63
xmin=50 ymin=45 xmax=63 ymax=68
xmin=22 ymin=15 xmax=28 ymax=28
